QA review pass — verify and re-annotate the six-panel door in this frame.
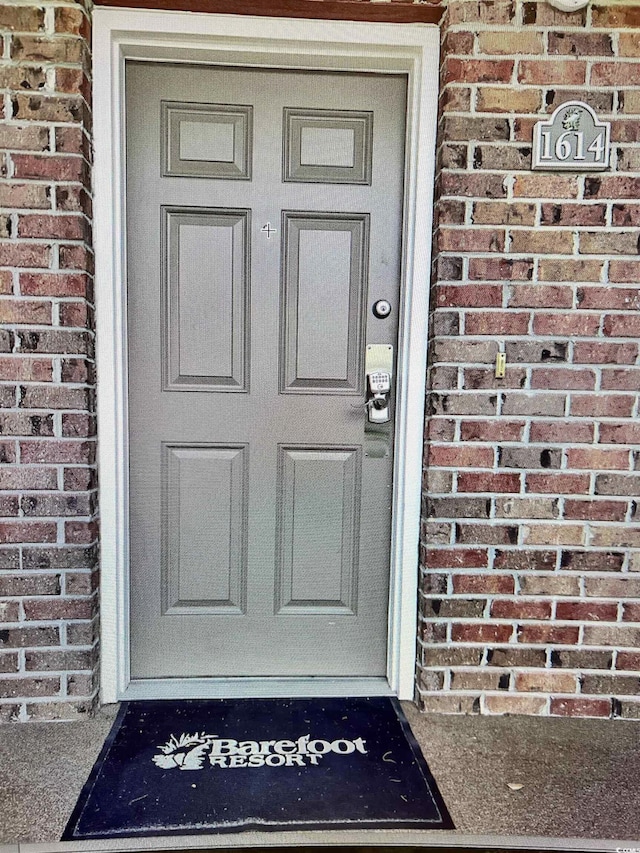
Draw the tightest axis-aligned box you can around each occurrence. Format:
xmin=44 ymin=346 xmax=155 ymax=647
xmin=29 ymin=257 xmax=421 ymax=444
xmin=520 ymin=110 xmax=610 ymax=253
xmin=126 ymin=63 xmax=407 ymax=679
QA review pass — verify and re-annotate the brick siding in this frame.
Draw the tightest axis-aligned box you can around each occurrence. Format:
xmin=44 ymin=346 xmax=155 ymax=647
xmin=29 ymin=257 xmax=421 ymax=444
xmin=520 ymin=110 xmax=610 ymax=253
xmin=0 ymin=0 xmax=96 ymax=721
xmin=421 ymin=0 xmax=640 ymax=719
xmin=0 ymin=0 xmax=639 ymax=721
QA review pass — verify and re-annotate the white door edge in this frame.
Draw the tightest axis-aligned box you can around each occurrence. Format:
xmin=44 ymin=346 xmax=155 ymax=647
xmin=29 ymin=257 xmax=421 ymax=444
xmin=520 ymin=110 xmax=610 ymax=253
xmin=93 ymin=8 xmax=440 ymax=704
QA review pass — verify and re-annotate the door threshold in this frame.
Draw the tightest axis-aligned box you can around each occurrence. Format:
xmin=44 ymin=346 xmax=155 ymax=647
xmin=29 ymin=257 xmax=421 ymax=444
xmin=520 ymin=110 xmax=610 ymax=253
xmin=120 ymin=677 xmax=394 ymax=701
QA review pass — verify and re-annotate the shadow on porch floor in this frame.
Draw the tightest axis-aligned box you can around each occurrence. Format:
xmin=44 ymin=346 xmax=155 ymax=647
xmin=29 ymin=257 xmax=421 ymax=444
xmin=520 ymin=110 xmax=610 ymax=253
xmin=0 ymin=701 xmax=638 ymax=849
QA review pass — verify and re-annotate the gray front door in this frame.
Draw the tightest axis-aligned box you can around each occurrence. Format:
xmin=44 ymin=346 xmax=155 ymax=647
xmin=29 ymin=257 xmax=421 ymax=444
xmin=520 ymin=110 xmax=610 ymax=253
xmin=126 ymin=62 xmax=407 ymax=681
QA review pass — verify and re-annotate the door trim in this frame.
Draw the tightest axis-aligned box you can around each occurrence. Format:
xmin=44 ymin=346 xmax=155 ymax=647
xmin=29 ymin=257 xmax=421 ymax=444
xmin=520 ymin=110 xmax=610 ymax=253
xmin=93 ymin=8 xmax=440 ymax=703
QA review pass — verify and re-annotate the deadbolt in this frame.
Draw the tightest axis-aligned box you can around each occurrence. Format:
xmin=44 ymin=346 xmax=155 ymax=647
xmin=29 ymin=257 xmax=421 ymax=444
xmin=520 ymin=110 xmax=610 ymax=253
xmin=372 ymin=300 xmax=392 ymax=319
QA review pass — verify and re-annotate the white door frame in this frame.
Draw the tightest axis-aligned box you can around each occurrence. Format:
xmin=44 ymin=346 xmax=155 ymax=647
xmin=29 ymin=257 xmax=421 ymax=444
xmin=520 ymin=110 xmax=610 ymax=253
xmin=93 ymin=7 xmax=439 ymax=704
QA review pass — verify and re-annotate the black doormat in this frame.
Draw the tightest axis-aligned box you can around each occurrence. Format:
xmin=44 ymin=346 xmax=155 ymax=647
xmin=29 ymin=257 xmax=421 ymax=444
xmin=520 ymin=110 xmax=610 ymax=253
xmin=62 ymin=697 xmax=454 ymax=839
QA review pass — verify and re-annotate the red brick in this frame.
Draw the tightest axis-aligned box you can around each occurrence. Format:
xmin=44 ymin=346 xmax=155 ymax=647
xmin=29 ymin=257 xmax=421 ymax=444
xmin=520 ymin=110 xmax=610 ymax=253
xmin=540 ymin=203 xmax=606 ymax=227
xmin=0 ymin=183 xmax=50 ymax=210
xmin=445 ymin=58 xmax=514 ymax=85
xmin=428 ymin=445 xmax=494 ymax=468
xmin=423 ymin=548 xmax=489 ymax=569
xmin=570 ymin=395 xmax=635 ymax=418
xmin=617 ymin=653 xmax=640 ymax=671
xmin=443 ymin=31 xmax=474 ymax=54
xmin=460 ymin=420 xmax=525 ymax=442
xmin=23 ymin=598 xmax=93 ymax=620
xmin=529 ymin=421 xmax=593 ymax=444
xmin=518 ymin=60 xmax=586 ymax=85
xmin=54 ymin=5 xmax=89 ymax=37
xmin=0 ymin=522 xmax=56 ymax=543
xmin=55 ymin=128 xmax=91 ymax=161
xmin=12 ymin=94 xmax=84 ymax=125
xmin=601 ymin=369 xmax=640 ymax=391
xmin=531 ymin=369 xmax=596 ymax=391
xmin=547 ymin=31 xmax=613 ymax=57
xmin=556 ymin=602 xmax=618 ymax=622
xmin=585 ymin=176 xmax=640 ymax=200
xmin=11 ymin=155 xmax=87 ymax=183
xmin=619 ymin=32 xmax=640 ymax=56
xmin=567 ymin=447 xmax=630 ymax=471
xmin=17 ymin=215 xmax=85 ymax=241
xmin=622 ymin=604 xmax=640 ymax=623
xmin=564 ymin=500 xmax=628 ymax=523
xmin=609 ymin=260 xmax=640 ymax=283
xmin=436 ymin=284 xmax=502 ymax=308
xmin=507 ymin=286 xmax=571 ymax=309
xmin=603 ymin=314 xmax=640 ymax=338
xmin=577 ymin=287 xmax=640 ymax=311
xmin=56 ymin=186 xmax=92 ymax=217
xmin=0 ymin=244 xmax=50 ymax=269
xmin=65 ymin=520 xmax=98 ymax=544
xmin=20 ymin=441 xmax=94 ymax=465
xmin=451 ymin=623 xmax=513 ymax=644
xmin=491 ymin=600 xmax=552 ymax=620
xmin=574 ymin=342 xmax=638 ymax=365
xmin=591 ymin=62 xmax=640 ymax=87
xmin=64 ymin=467 xmax=96 ymax=491
xmin=426 ymin=418 xmax=455 ymax=442
xmin=465 ymin=312 xmax=530 ymax=335
xmin=440 ymin=172 xmax=507 ymax=198
xmin=0 ymin=6 xmax=45 ymax=31
xmin=0 ymin=441 xmax=17 ymax=463
xmin=468 ymin=257 xmax=533 ymax=281
xmin=59 ymin=244 xmax=93 ymax=272
xmin=0 ymin=357 xmax=52 ymax=382
xmin=60 ymin=301 xmax=90 ymax=327
xmin=600 ymin=423 xmax=640 ymax=445
xmin=532 ymin=313 xmax=600 ymax=337
xmin=0 ymin=653 xmax=19 ymax=674
xmin=518 ymin=625 xmax=580 ymax=645
xmin=471 ymin=204 xmax=536 ymax=228
xmin=438 ymin=229 xmax=505 ymax=253
xmin=453 ymin=574 xmax=515 ymax=595
xmin=550 ymin=698 xmax=611 ymax=718
xmin=0 ymin=677 xmax=60 ymax=699
xmin=0 ymin=468 xmax=57 ymax=490
xmin=19 ymin=273 xmax=90 ymax=298
xmin=458 ymin=472 xmax=521 ymax=493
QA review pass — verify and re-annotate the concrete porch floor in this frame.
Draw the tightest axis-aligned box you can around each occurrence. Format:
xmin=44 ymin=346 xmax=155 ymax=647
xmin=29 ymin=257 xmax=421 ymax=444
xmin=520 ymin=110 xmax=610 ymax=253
xmin=0 ymin=701 xmax=639 ymax=850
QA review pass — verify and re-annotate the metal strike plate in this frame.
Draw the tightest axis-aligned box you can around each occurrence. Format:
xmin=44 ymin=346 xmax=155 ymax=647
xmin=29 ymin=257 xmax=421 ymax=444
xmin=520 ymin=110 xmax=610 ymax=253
xmin=365 ymin=344 xmax=393 ymax=377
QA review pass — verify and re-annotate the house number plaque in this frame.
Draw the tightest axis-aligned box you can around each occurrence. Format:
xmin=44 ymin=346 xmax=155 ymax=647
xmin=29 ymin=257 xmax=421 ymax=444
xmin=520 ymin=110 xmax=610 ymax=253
xmin=532 ymin=101 xmax=611 ymax=171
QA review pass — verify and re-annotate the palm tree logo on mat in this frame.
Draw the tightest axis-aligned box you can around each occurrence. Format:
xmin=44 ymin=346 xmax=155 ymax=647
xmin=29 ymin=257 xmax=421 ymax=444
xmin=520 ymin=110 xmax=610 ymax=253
xmin=153 ymin=732 xmax=216 ymax=770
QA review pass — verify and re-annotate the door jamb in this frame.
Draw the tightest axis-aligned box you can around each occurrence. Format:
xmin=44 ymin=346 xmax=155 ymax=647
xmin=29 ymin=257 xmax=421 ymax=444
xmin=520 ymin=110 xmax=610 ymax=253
xmin=93 ymin=7 xmax=440 ymax=703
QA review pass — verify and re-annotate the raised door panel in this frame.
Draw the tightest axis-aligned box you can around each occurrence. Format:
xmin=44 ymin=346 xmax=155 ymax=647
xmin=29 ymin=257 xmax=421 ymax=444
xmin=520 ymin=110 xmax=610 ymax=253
xmin=162 ymin=443 xmax=248 ymax=615
xmin=162 ymin=207 xmax=250 ymax=392
xmin=162 ymin=101 xmax=253 ymax=180
xmin=281 ymin=213 xmax=368 ymax=394
xmin=276 ymin=445 xmax=361 ymax=615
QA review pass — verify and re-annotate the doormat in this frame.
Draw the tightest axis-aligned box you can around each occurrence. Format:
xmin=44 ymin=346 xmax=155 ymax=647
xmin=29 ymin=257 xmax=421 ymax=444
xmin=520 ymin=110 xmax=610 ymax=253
xmin=62 ymin=697 xmax=454 ymax=839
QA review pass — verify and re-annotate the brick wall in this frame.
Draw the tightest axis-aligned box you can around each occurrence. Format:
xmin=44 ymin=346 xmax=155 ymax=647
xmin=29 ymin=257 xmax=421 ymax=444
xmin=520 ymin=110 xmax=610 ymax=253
xmin=420 ymin=0 xmax=640 ymax=718
xmin=0 ymin=0 xmax=97 ymax=721
xmin=1 ymin=0 xmax=639 ymax=723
